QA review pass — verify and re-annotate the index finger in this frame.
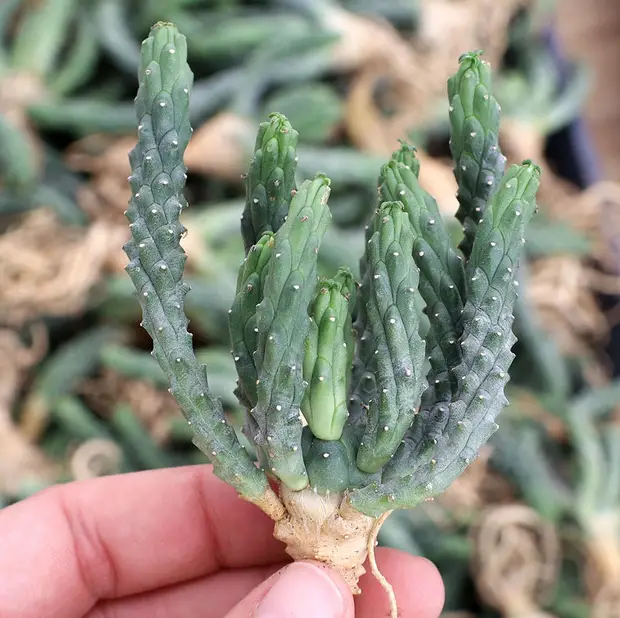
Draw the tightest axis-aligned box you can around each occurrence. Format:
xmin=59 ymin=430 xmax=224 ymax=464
xmin=0 ymin=465 xmax=288 ymax=618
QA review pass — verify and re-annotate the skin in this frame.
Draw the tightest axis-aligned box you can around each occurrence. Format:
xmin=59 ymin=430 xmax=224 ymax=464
xmin=0 ymin=465 xmax=445 ymax=617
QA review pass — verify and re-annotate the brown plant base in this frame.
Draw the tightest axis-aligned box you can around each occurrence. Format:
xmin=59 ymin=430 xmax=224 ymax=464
xmin=272 ymin=485 xmax=397 ymax=616
xmin=0 ymin=325 xmax=57 ymax=494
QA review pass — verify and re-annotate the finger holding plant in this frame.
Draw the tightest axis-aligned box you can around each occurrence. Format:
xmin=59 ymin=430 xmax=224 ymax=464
xmin=125 ymin=22 xmax=541 ymax=617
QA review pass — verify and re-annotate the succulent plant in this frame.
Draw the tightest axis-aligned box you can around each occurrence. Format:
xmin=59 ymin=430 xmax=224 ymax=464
xmin=124 ymin=23 xmax=540 ymax=614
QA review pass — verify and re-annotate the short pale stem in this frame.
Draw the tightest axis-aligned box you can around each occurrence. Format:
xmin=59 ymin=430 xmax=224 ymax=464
xmin=273 ymin=485 xmax=378 ymax=593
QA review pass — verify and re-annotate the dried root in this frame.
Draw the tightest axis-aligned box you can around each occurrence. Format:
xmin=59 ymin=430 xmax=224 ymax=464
xmin=581 ymin=513 xmax=620 ymax=613
xmin=416 ymin=0 xmax=529 ymax=81
xmin=0 ymin=325 xmax=56 ymax=495
xmin=0 ymin=209 xmax=126 ymax=326
xmin=65 ymin=127 xmax=252 ymax=278
xmin=183 ymin=112 xmax=255 ymax=180
xmin=273 ymin=486 xmax=397 ymax=616
xmin=527 ymin=256 xmax=611 ymax=356
xmin=503 ymin=118 xmax=620 ymax=361
xmin=69 ymin=438 xmax=124 ymax=481
xmin=274 ymin=486 xmax=377 ymax=592
xmin=593 ymin=585 xmax=620 ymax=618
xmin=470 ymin=505 xmax=559 ymax=617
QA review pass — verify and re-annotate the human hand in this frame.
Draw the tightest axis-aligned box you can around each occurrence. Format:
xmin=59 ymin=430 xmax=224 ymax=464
xmin=0 ymin=465 xmax=444 ymax=617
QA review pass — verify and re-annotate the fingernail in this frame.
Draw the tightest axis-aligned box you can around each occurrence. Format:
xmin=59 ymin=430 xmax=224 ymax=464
xmin=255 ymin=561 xmax=347 ymax=617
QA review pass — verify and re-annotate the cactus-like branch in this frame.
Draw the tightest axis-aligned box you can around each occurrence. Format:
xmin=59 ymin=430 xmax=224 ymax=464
xmin=229 ymin=232 xmax=275 ymax=410
xmin=356 ymin=202 xmax=427 ymax=472
xmin=350 ymin=161 xmax=541 ymax=517
xmin=251 ymin=175 xmax=332 ymax=490
xmin=448 ymin=50 xmax=506 ymax=259
xmin=240 ymin=112 xmax=299 ymax=254
xmin=348 ymin=267 xmax=378 ymax=432
xmin=379 ymin=144 xmax=465 ymax=406
xmin=123 ymin=22 xmax=281 ymax=516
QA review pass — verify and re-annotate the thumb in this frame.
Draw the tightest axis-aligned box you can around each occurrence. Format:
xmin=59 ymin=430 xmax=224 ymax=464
xmin=224 ymin=561 xmax=354 ymax=618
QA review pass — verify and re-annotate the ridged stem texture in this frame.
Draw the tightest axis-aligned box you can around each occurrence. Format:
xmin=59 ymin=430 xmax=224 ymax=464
xmin=448 ymin=50 xmax=506 ymax=259
xmin=350 ymin=161 xmax=540 ymax=516
xmin=240 ymin=113 xmax=299 ymax=254
xmin=250 ymin=175 xmax=332 ymax=490
xmin=124 ymin=22 xmax=273 ymax=505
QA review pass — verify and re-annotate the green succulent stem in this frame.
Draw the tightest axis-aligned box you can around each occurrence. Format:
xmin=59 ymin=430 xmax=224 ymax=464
xmin=251 ymin=174 xmax=332 ymax=490
xmin=125 ymin=26 xmax=540 ymax=548
xmin=229 ymin=232 xmax=275 ymax=410
xmin=350 ymin=161 xmax=541 ymax=517
xmin=378 ymin=144 xmax=465 ymax=422
xmin=241 ymin=112 xmax=299 ymax=254
xmin=356 ymin=201 xmax=427 ymax=472
xmin=448 ymin=50 xmax=506 ymax=259
xmin=124 ymin=22 xmax=281 ymax=517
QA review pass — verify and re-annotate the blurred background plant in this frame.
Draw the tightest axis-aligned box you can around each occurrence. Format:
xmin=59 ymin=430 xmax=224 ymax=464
xmin=1 ymin=1 xmax=620 ymax=616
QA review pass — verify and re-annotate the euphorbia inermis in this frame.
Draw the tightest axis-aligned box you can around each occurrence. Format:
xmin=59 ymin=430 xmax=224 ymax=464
xmin=124 ymin=24 xmax=540 ymax=614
